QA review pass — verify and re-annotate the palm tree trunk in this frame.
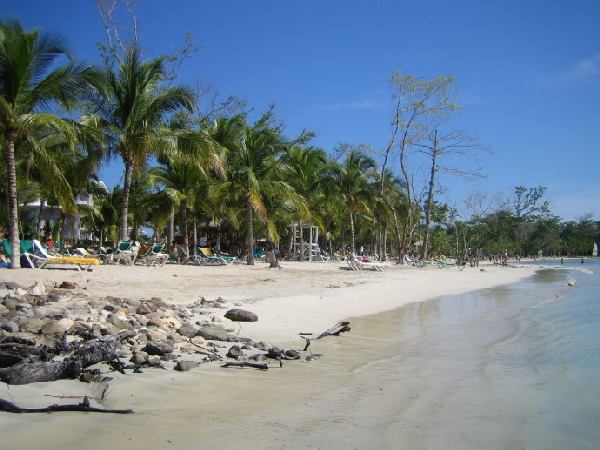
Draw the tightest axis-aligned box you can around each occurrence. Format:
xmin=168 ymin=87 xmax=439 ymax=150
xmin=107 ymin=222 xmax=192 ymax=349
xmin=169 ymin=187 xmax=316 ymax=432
xmin=298 ymin=221 xmax=304 ymax=261
xmin=181 ymin=201 xmax=188 ymax=256
xmin=167 ymin=205 xmax=175 ymax=253
xmin=216 ymin=220 xmax=221 ymax=251
xmin=5 ymin=133 xmax=19 ymax=268
xmin=36 ymin=198 xmax=44 ymax=239
xmin=383 ymin=225 xmax=388 ymax=261
xmin=246 ymin=199 xmax=254 ymax=265
xmin=120 ymin=160 xmax=133 ymax=241
xmin=349 ymin=212 xmax=356 ymax=255
xmin=192 ymin=216 xmax=197 ymax=257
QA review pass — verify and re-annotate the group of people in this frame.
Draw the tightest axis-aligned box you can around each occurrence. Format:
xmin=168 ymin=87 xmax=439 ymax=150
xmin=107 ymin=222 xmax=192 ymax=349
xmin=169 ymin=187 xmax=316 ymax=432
xmin=489 ymin=250 xmax=510 ymax=266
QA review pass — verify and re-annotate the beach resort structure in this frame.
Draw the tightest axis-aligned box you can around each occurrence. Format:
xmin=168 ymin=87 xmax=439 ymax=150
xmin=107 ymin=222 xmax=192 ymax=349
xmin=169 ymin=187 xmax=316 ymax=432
xmin=287 ymin=222 xmax=321 ymax=261
xmin=19 ymin=180 xmax=108 ymax=241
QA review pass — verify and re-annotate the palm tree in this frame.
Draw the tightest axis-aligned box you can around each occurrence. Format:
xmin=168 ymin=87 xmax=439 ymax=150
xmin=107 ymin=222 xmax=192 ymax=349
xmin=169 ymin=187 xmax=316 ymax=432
xmin=0 ymin=20 xmax=98 ymax=267
xmin=329 ymin=150 xmax=377 ymax=255
xmin=96 ymin=46 xmax=194 ymax=241
xmin=149 ymin=160 xmax=207 ymax=256
xmin=218 ymin=118 xmax=307 ymax=265
xmin=281 ymin=146 xmax=326 ymax=260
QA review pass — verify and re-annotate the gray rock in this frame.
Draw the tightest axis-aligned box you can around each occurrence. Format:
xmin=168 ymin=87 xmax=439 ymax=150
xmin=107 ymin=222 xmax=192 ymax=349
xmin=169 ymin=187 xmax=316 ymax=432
xmin=167 ymin=332 xmax=185 ymax=343
xmin=224 ymin=309 xmax=258 ymax=322
xmin=125 ymin=298 xmax=141 ymax=307
xmin=249 ymin=353 xmax=267 ymax=362
xmin=267 ymin=347 xmax=284 ymax=359
xmin=46 ymin=293 xmax=61 ymax=302
xmin=253 ymin=341 xmax=270 ymax=351
xmin=146 ymin=328 xmax=168 ymax=342
xmin=174 ymin=360 xmax=200 ymax=371
xmin=29 ymin=282 xmax=46 ymax=296
xmin=21 ymin=318 xmax=45 ymax=334
xmin=285 ymin=349 xmax=301 ymax=360
xmin=144 ymin=341 xmax=174 ymax=355
xmin=41 ymin=318 xmax=74 ymax=335
xmin=130 ymin=353 xmax=146 ymax=365
xmin=177 ymin=322 xmax=198 ymax=338
xmin=59 ymin=281 xmax=76 ymax=289
xmin=136 ymin=303 xmax=153 ymax=315
xmin=197 ymin=324 xmax=228 ymax=341
xmin=306 ymin=353 xmax=323 ymax=361
xmin=226 ymin=345 xmax=244 ymax=359
xmin=0 ymin=304 xmax=8 ymax=316
xmin=1 ymin=320 xmax=19 ymax=333
xmin=5 ymin=282 xmax=26 ymax=290
xmin=3 ymin=297 xmax=18 ymax=311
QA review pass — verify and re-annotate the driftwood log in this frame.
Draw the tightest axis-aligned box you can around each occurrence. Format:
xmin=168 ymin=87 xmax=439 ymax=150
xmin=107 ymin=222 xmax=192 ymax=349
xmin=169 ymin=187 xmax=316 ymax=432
xmin=221 ymin=362 xmax=268 ymax=370
xmin=316 ymin=321 xmax=351 ymax=339
xmin=0 ymin=396 xmax=133 ymax=414
xmin=0 ymin=339 xmax=119 ymax=385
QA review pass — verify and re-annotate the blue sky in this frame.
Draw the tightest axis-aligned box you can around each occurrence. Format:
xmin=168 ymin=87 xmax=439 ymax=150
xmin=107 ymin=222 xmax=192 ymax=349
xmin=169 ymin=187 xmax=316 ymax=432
xmin=3 ymin=0 xmax=599 ymax=220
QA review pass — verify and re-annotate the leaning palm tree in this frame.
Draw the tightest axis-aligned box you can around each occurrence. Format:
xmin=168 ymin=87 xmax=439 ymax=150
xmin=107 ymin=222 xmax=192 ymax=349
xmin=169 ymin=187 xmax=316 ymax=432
xmin=0 ymin=20 xmax=98 ymax=267
xmin=95 ymin=46 xmax=194 ymax=241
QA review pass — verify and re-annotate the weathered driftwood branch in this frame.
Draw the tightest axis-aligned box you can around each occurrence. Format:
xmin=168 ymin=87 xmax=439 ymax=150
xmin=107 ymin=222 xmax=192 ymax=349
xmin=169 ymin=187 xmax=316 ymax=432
xmin=0 ymin=339 xmax=119 ymax=385
xmin=316 ymin=321 xmax=351 ymax=339
xmin=302 ymin=338 xmax=311 ymax=352
xmin=0 ymin=396 xmax=133 ymax=414
xmin=221 ymin=362 xmax=268 ymax=370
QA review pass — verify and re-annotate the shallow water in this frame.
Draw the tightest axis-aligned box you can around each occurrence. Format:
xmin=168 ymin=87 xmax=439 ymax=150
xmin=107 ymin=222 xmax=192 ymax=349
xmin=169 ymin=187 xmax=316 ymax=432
xmin=4 ymin=262 xmax=599 ymax=450
xmin=305 ymin=260 xmax=600 ymax=449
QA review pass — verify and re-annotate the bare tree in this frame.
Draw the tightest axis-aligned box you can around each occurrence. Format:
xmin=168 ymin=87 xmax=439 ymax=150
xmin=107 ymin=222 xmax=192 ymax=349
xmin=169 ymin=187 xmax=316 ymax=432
xmin=416 ymin=129 xmax=488 ymax=259
xmin=379 ymin=73 xmax=457 ymax=261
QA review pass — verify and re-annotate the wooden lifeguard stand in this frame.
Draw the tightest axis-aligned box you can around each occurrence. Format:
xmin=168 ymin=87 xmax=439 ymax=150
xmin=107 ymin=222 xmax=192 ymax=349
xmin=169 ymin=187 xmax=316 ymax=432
xmin=288 ymin=222 xmax=319 ymax=261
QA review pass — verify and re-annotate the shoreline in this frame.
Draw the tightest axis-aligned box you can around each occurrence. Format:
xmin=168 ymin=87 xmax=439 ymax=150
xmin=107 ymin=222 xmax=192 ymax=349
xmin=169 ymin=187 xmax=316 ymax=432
xmin=0 ymin=262 xmax=538 ymax=450
xmin=1 ymin=261 xmax=536 ymax=346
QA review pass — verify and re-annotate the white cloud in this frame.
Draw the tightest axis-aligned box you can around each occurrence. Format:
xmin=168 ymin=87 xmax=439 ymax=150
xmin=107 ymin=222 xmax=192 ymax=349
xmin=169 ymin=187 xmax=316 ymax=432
xmin=569 ymin=53 xmax=600 ymax=78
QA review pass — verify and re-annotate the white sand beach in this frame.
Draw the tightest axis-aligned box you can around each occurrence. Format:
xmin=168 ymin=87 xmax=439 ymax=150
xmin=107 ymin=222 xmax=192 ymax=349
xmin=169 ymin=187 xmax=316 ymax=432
xmin=0 ymin=262 xmax=535 ymax=450
xmin=1 ymin=261 xmax=533 ymax=344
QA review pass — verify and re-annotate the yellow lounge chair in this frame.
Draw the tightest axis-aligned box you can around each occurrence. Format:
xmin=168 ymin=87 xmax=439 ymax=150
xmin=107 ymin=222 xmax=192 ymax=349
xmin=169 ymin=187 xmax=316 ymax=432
xmin=26 ymin=240 xmax=101 ymax=271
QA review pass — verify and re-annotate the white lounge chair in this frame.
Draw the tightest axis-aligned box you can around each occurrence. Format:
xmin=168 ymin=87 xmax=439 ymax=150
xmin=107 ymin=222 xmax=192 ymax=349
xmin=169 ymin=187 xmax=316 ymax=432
xmin=24 ymin=240 xmax=101 ymax=271
xmin=348 ymin=258 xmax=389 ymax=271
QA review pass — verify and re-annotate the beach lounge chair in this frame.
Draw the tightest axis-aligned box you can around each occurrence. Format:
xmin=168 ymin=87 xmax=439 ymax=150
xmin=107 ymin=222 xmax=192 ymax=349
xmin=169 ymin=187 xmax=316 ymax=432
xmin=348 ymin=257 xmax=389 ymax=271
xmin=110 ymin=240 xmax=139 ymax=265
xmin=435 ymin=258 xmax=466 ymax=271
xmin=136 ymin=241 xmax=169 ymax=267
xmin=199 ymin=247 xmax=235 ymax=265
xmin=2 ymin=239 xmax=34 ymax=265
xmin=404 ymin=254 xmax=426 ymax=267
xmin=253 ymin=248 xmax=266 ymax=261
xmin=188 ymin=249 xmax=227 ymax=266
xmin=23 ymin=240 xmax=101 ymax=271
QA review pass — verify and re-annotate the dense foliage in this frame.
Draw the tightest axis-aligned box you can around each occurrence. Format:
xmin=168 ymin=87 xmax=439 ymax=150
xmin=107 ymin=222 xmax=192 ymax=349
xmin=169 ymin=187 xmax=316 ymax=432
xmin=1 ymin=20 xmax=598 ymax=268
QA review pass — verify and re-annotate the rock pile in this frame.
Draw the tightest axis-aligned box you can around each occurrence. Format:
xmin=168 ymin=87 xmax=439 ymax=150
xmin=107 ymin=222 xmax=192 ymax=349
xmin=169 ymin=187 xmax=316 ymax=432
xmin=0 ymin=281 xmax=320 ymax=385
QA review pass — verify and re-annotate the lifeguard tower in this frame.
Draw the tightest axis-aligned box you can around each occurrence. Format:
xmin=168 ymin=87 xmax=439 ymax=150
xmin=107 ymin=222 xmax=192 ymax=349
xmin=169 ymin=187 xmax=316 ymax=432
xmin=288 ymin=222 xmax=321 ymax=261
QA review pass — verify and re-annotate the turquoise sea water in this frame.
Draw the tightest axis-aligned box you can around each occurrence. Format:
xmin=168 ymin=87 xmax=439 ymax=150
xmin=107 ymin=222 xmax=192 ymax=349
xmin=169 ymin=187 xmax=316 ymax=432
xmin=322 ymin=260 xmax=600 ymax=449
xmin=242 ymin=260 xmax=600 ymax=449
xmin=4 ymin=262 xmax=598 ymax=450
